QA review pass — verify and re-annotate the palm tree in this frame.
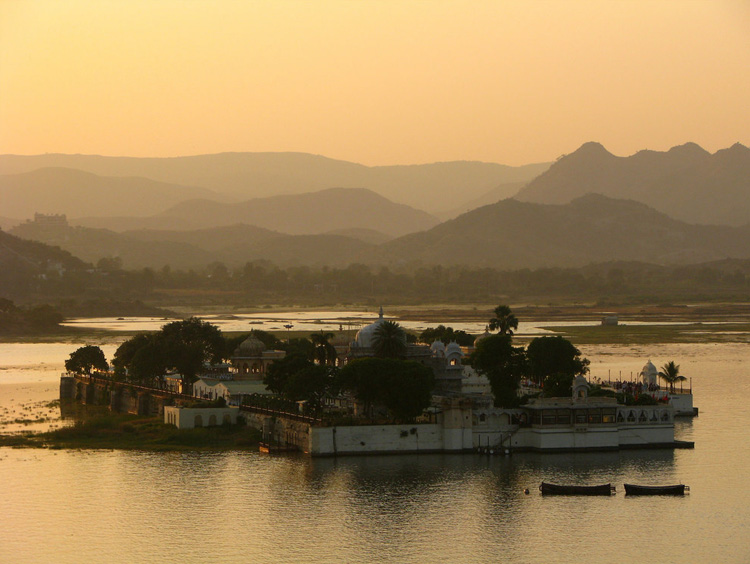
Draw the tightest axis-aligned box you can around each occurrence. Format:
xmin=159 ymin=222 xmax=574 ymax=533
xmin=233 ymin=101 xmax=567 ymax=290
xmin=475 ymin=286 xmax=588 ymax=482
xmin=372 ymin=320 xmax=407 ymax=359
xmin=488 ymin=305 xmax=518 ymax=336
xmin=310 ymin=331 xmax=337 ymax=366
xmin=659 ymin=361 xmax=686 ymax=393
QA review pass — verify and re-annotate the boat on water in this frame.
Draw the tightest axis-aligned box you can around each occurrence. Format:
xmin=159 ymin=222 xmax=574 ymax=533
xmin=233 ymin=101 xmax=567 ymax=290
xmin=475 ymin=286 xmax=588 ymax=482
xmin=624 ymin=484 xmax=689 ymax=496
xmin=259 ymin=442 xmax=298 ymax=454
xmin=539 ymin=482 xmax=616 ymax=496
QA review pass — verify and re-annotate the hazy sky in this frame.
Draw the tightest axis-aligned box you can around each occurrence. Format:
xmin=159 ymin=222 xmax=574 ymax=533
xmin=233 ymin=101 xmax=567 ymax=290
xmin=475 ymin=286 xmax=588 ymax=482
xmin=1 ymin=0 xmax=748 ymax=166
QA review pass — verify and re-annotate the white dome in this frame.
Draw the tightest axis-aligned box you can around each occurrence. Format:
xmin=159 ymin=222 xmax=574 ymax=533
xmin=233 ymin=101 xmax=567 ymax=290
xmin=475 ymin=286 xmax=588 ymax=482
xmin=445 ymin=341 xmax=463 ymax=357
xmin=430 ymin=340 xmax=446 ymax=356
xmin=641 ymin=360 xmax=658 ymax=386
xmin=641 ymin=360 xmax=657 ymax=376
xmin=474 ymin=326 xmax=492 ymax=347
xmin=354 ymin=307 xmax=386 ymax=348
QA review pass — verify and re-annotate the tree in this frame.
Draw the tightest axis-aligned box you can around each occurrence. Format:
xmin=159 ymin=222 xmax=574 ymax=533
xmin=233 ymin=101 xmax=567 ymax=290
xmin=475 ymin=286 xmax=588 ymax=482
xmin=113 ymin=318 xmax=224 ymax=392
xmin=65 ymin=345 xmax=108 ymax=376
xmin=159 ymin=318 xmax=224 ymax=392
xmin=338 ymin=358 xmax=433 ymax=422
xmin=419 ymin=325 xmax=475 ymax=346
xmin=488 ymin=305 xmax=518 ymax=336
xmin=372 ymin=320 xmax=407 ymax=359
xmin=128 ymin=336 xmax=169 ymax=385
xmin=310 ymin=331 xmax=338 ymax=366
xmin=659 ymin=361 xmax=686 ymax=393
xmin=112 ymin=333 xmax=152 ymax=378
xmin=526 ymin=336 xmax=589 ymax=397
xmin=264 ymin=354 xmax=335 ymax=407
xmin=470 ymin=334 xmax=526 ymax=407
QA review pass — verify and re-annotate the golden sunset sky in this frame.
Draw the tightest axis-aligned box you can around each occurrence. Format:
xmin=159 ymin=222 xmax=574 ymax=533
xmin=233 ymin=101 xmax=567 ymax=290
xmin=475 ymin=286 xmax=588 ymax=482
xmin=1 ymin=0 xmax=748 ymax=165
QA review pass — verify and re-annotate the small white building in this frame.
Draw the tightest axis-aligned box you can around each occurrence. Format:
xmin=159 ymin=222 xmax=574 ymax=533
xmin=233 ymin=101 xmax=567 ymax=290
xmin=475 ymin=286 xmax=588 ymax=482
xmin=193 ymin=378 xmax=271 ymax=405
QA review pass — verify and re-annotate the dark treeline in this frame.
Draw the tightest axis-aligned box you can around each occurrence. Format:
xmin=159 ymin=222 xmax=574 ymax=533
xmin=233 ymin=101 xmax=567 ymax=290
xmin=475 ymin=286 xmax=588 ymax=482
xmin=4 ymin=255 xmax=750 ymax=308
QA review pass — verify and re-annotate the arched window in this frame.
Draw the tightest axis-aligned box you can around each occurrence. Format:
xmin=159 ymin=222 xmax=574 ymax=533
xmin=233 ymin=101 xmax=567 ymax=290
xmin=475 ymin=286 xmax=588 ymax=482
xmin=194 ymin=414 xmax=203 ymax=427
xmin=208 ymin=414 xmax=217 ymax=426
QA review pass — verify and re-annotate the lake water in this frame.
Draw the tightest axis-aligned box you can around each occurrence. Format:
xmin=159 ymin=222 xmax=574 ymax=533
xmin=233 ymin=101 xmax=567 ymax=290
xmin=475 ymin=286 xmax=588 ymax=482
xmin=1 ymin=331 xmax=749 ymax=562
xmin=61 ymin=311 xmax=688 ymax=335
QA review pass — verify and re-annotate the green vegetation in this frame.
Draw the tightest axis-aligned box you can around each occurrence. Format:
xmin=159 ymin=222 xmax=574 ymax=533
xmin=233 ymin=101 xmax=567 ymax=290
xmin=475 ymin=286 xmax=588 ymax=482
xmin=338 ymin=358 xmax=434 ymax=421
xmin=264 ymin=355 xmax=336 ymax=408
xmin=526 ymin=336 xmax=589 ymax=397
xmin=488 ymin=304 xmax=518 ymax=335
xmin=0 ymin=298 xmax=64 ymax=336
xmin=372 ymin=320 xmax=407 ymax=358
xmin=470 ymin=334 xmax=527 ymax=407
xmin=659 ymin=361 xmax=687 ymax=393
xmin=112 ymin=318 xmax=224 ymax=391
xmin=65 ymin=345 xmax=109 ymax=375
xmin=469 ymin=306 xmax=591 ymax=404
xmin=0 ymin=413 xmax=261 ymax=451
xmin=419 ymin=325 xmax=475 ymax=346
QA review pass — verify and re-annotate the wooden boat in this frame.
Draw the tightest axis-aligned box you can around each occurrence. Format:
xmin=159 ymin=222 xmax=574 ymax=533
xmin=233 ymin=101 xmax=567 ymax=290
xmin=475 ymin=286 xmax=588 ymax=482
xmin=259 ymin=442 xmax=298 ymax=454
xmin=624 ymin=484 xmax=688 ymax=496
xmin=540 ymin=482 xmax=616 ymax=496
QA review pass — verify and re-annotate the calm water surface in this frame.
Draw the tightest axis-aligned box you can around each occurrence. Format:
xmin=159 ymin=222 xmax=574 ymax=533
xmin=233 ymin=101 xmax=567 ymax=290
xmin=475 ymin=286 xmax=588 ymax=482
xmin=1 ymin=338 xmax=749 ymax=563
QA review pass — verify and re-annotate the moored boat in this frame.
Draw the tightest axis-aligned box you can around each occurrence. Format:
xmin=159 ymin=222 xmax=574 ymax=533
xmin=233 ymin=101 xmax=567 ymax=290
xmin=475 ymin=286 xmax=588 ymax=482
xmin=259 ymin=442 xmax=298 ymax=454
xmin=540 ymin=482 xmax=616 ymax=496
xmin=624 ymin=483 xmax=688 ymax=496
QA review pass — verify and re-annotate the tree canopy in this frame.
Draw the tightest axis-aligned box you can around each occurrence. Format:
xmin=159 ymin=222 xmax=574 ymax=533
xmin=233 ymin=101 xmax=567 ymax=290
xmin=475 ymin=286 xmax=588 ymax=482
xmin=65 ymin=345 xmax=108 ymax=375
xmin=338 ymin=358 xmax=434 ymax=421
xmin=419 ymin=325 xmax=475 ymax=346
xmin=659 ymin=361 xmax=686 ymax=393
xmin=469 ymin=334 xmax=526 ymax=407
xmin=112 ymin=317 xmax=224 ymax=389
xmin=310 ymin=331 xmax=338 ymax=365
xmin=264 ymin=354 xmax=335 ymax=407
xmin=526 ymin=336 xmax=589 ymax=397
xmin=488 ymin=305 xmax=518 ymax=336
xmin=372 ymin=320 xmax=407 ymax=359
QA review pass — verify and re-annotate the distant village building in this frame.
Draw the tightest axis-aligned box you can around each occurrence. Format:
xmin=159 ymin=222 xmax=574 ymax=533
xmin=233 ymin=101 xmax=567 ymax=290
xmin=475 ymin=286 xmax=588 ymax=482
xmin=31 ymin=213 xmax=68 ymax=228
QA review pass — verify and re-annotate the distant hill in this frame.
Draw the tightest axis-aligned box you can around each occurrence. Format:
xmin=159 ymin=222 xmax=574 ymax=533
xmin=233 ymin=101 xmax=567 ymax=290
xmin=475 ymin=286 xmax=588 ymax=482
xmin=0 ymin=153 xmax=550 ymax=215
xmin=0 ymin=167 xmax=224 ymax=219
xmin=0 ymin=216 xmax=21 ymax=230
xmin=9 ymin=218 xmax=372 ymax=269
xmin=515 ymin=142 xmax=750 ymax=226
xmin=435 ymin=181 xmax=527 ymax=220
xmin=227 ymin=234 xmax=372 ymax=267
xmin=0 ymin=229 xmax=89 ymax=296
xmin=323 ymin=228 xmax=393 ymax=245
xmin=122 ymin=224 xmax=280 ymax=252
xmin=10 ymin=221 xmax=214 ymax=270
xmin=136 ymin=188 xmax=441 ymax=237
xmin=370 ymin=194 xmax=750 ymax=269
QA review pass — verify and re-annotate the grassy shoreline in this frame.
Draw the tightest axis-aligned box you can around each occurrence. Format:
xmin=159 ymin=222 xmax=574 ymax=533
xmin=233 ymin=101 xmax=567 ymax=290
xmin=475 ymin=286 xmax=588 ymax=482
xmin=0 ymin=411 xmax=262 ymax=451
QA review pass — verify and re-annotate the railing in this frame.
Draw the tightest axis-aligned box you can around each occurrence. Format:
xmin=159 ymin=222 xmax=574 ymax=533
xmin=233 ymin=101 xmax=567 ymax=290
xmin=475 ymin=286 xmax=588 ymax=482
xmin=600 ymin=379 xmax=692 ymax=396
xmin=66 ymin=372 xmax=197 ymax=402
xmin=239 ymin=404 xmax=322 ymax=425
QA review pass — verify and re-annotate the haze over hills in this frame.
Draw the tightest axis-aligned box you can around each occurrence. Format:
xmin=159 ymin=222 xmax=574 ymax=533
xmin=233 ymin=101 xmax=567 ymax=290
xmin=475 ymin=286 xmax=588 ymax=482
xmin=369 ymin=194 xmax=750 ymax=269
xmin=77 ymin=188 xmax=440 ymax=237
xmin=0 ymin=167 xmax=224 ymax=220
xmin=0 ymin=152 xmax=550 ymax=215
xmin=515 ymin=142 xmax=750 ymax=226
xmin=8 ymin=194 xmax=750 ymax=271
xmin=9 ymin=221 xmax=216 ymax=270
xmin=9 ymin=219 xmax=372 ymax=269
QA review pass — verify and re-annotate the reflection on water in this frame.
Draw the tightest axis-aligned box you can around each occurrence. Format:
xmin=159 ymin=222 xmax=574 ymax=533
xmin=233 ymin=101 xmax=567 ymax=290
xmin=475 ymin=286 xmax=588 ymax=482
xmin=1 ymin=342 xmax=750 ymax=563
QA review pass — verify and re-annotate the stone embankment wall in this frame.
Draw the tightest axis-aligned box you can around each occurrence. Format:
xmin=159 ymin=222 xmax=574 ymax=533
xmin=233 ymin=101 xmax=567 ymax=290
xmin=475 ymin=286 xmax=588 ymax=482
xmin=61 ymin=375 xmax=191 ymax=417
